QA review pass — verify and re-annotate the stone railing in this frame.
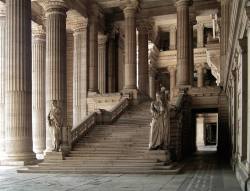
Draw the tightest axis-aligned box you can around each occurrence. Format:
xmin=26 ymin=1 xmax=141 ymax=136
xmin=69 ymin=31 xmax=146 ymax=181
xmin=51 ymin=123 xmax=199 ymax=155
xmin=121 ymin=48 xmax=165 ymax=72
xmin=70 ymin=98 xmax=130 ymax=145
xmin=87 ymin=93 xmax=121 ymax=114
xmin=71 ymin=112 xmax=96 ymax=145
xmin=97 ymin=98 xmax=129 ymax=124
xmin=157 ymin=47 xmax=207 ymax=69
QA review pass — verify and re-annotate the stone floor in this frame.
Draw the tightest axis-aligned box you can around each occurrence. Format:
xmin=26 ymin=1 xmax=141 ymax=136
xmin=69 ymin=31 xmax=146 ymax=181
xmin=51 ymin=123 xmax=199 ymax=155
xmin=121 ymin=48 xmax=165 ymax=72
xmin=0 ymin=148 xmax=241 ymax=191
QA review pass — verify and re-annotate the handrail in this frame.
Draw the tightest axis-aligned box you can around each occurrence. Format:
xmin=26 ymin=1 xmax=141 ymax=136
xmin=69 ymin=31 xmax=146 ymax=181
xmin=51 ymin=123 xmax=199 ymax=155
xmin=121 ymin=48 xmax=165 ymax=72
xmin=70 ymin=98 xmax=130 ymax=145
xmin=97 ymin=98 xmax=129 ymax=124
xmin=71 ymin=112 xmax=96 ymax=145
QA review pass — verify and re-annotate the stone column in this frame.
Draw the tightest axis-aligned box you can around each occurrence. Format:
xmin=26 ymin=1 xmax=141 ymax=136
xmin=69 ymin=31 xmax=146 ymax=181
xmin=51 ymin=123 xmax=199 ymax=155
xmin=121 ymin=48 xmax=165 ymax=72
xmin=149 ymin=68 xmax=156 ymax=100
xmin=0 ymin=2 xmax=5 ymax=159
xmin=220 ymin=0 xmax=230 ymax=84
xmin=45 ymin=1 xmax=68 ymax=152
xmin=196 ymin=114 xmax=205 ymax=148
xmin=138 ymin=24 xmax=149 ymax=95
xmin=247 ymin=23 xmax=250 ymax=171
xmin=168 ymin=66 xmax=176 ymax=99
xmin=32 ymin=24 xmax=46 ymax=155
xmin=169 ymin=25 xmax=177 ymax=50
xmin=5 ymin=0 xmax=35 ymax=161
xmin=72 ymin=20 xmax=88 ymax=127
xmin=88 ymin=5 xmax=98 ymax=93
xmin=118 ymin=37 xmax=125 ymax=91
xmin=98 ymin=34 xmax=107 ymax=94
xmin=196 ymin=63 xmax=205 ymax=88
xmin=123 ymin=3 xmax=137 ymax=90
xmin=176 ymin=0 xmax=191 ymax=86
xmin=197 ymin=23 xmax=204 ymax=48
xmin=108 ymin=34 xmax=116 ymax=93
xmin=189 ymin=12 xmax=195 ymax=86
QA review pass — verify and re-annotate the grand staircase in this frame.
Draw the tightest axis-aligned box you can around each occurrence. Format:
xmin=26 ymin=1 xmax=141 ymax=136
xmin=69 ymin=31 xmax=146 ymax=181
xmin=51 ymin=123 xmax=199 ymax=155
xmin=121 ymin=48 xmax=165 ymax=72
xmin=19 ymin=101 xmax=182 ymax=174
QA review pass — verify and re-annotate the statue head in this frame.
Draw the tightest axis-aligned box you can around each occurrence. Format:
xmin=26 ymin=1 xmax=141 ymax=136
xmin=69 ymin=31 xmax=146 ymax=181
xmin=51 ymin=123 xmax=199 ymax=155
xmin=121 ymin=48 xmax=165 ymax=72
xmin=155 ymin=92 xmax=161 ymax=101
xmin=52 ymin=100 xmax=58 ymax=108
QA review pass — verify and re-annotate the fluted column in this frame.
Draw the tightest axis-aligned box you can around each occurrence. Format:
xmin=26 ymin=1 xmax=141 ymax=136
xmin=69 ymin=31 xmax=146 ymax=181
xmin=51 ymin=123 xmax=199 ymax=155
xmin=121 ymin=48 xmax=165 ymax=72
xmin=32 ymin=24 xmax=46 ymax=155
xmin=45 ymin=1 xmax=68 ymax=152
xmin=169 ymin=25 xmax=177 ymax=50
xmin=168 ymin=66 xmax=176 ymax=99
xmin=88 ymin=5 xmax=98 ymax=93
xmin=189 ymin=13 xmax=196 ymax=86
xmin=0 ymin=2 xmax=5 ymax=159
xmin=72 ymin=20 xmax=88 ymax=127
xmin=176 ymin=0 xmax=191 ymax=86
xmin=197 ymin=23 xmax=204 ymax=48
xmin=123 ymin=4 xmax=137 ymax=90
xmin=196 ymin=63 xmax=205 ymax=88
xmin=98 ymin=34 xmax=107 ymax=94
xmin=5 ymin=0 xmax=35 ymax=161
xmin=149 ymin=68 xmax=156 ymax=100
xmin=138 ymin=24 xmax=149 ymax=95
xmin=108 ymin=34 xmax=116 ymax=93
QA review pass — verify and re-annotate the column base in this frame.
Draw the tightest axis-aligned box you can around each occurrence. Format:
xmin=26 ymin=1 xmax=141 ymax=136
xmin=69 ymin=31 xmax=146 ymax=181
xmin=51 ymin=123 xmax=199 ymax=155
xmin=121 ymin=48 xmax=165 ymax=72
xmin=88 ymin=91 xmax=99 ymax=96
xmin=44 ymin=151 xmax=65 ymax=161
xmin=0 ymin=152 xmax=37 ymax=166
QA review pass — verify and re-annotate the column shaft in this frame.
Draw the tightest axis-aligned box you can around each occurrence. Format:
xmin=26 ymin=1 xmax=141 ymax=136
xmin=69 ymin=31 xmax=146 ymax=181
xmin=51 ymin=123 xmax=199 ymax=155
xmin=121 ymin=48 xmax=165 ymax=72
xmin=176 ymin=0 xmax=190 ymax=86
xmin=5 ymin=0 xmax=34 ymax=160
xmin=169 ymin=26 xmax=176 ymax=50
xmin=138 ymin=28 xmax=149 ymax=95
xmin=98 ymin=35 xmax=107 ymax=94
xmin=73 ymin=24 xmax=88 ymax=127
xmin=0 ymin=4 xmax=5 ymax=158
xmin=149 ymin=69 xmax=156 ymax=99
xmin=247 ymin=28 xmax=250 ymax=170
xmin=118 ymin=37 xmax=125 ymax=91
xmin=169 ymin=67 xmax=176 ymax=99
xmin=45 ymin=2 xmax=67 ymax=152
xmin=32 ymin=27 xmax=46 ymax=154
xmin=197 ymin=64 xmax=204 ymax=88
xmin=88 ymin=13 xmax=98 ymax=93
xmin=197 ymin=23 xmax=204 ymax=48
xmin=108 ymin=36 xmax=116 ymax=93
xmin=189 ymin=15 xmax=195 ymax=86
xmin=124 ymin=6 xmax=137 ymax=89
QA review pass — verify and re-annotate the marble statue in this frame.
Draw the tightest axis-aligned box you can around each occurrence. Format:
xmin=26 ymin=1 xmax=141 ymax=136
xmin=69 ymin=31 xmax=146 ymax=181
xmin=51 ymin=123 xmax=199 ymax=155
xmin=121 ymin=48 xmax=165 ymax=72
xmin=48 ymin=100 xmax=63 ymax=152
xmin=149 ymin=88 xmax=171 ymax=150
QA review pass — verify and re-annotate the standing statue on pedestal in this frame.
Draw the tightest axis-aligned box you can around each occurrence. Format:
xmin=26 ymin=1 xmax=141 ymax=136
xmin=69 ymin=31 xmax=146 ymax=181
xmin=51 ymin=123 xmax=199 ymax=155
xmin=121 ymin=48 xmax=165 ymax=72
xmin=48 ymin=100 xmax=63 ymax=152
xmin=149 ymin=88 xmax=171 ymax=150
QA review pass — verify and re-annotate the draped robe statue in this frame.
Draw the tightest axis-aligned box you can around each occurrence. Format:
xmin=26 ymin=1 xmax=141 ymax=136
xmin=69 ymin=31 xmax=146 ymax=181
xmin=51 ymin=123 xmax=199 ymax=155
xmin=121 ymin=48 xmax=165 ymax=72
xmin=149 ymin=90 xmax=171 ymax=150
xmin=48 ymin=100 xmax=63 ymax=152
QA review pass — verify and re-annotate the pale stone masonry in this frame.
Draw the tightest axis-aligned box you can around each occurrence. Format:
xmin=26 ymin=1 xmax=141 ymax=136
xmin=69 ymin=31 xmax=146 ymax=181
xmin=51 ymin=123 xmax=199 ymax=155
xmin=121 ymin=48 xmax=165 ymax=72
xmin=176 ymin=0 xmax=190 ymax=86
xmin=98 ymin=34 xmax=107 ymax=94
xmin=32 ymin=24 xmax=46 ymax=154
xmin=123 ymin=3 xmax=137 ymax=90
xmin=44 ymin=0 xmax=67 ymax=152
xmin=5 ymin=0 xmax=34 ymax=161
xmin=72 ymin=19 xmax=88 ymax=127
xmin=0 ymin=2 xmax=5 ymax=159
xmin=138 ymin=23 xmax=149 ymax=95
xmin=88 ymin=4 xmax=99 ymax=93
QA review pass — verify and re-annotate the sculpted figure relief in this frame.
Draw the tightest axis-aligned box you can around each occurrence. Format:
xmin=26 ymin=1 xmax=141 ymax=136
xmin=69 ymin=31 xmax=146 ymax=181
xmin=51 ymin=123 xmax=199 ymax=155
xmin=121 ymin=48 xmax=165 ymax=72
xmin=48 ymin=100 xmax=63 ymax=152
xmin=149 ymin=87 xmax=171 ymax=150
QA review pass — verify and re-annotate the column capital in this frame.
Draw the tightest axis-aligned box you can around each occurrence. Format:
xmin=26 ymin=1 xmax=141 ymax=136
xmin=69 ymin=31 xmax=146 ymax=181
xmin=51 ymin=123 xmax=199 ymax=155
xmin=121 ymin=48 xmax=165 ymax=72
xmin=32 ymin=22 xmax=45 ymax=40
xmin=137 ymin=20 xmax=151 ymax=34
xmin=168 ymin=66 xmax=177 ymax=72
xmin=123 ymin=0 xmax=139 ymax=18
xmin=67 ymin=9 xmax=88 ymax=33
xmin=0 ymin=2 xmax=6 ymax=17
xmin=169 ymin=25 xmax=177 ymax=32
xmin=44 ymin=0 xmax=68 ymax=16
xmin=175 ymin=0 xmax=192 ymax=7
xmin=98 ymin=34 xmax=107 ymax=45
xmin=195 ymin=62 xmax=205 ymax=70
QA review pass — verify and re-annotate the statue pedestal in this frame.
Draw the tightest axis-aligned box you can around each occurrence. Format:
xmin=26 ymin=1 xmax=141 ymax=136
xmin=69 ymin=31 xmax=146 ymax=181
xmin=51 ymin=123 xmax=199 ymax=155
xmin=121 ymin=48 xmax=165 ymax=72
xmin=44 ymin=151 xmax=64 ymax=161
xmin=145 ymin=150 xmax=171 ymax=163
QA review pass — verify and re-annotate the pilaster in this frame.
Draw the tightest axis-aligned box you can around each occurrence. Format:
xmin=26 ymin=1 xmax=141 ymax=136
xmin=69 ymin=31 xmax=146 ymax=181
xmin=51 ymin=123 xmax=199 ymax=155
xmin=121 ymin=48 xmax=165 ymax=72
xmin=98 ymin=34 xmax=107 ymax=94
